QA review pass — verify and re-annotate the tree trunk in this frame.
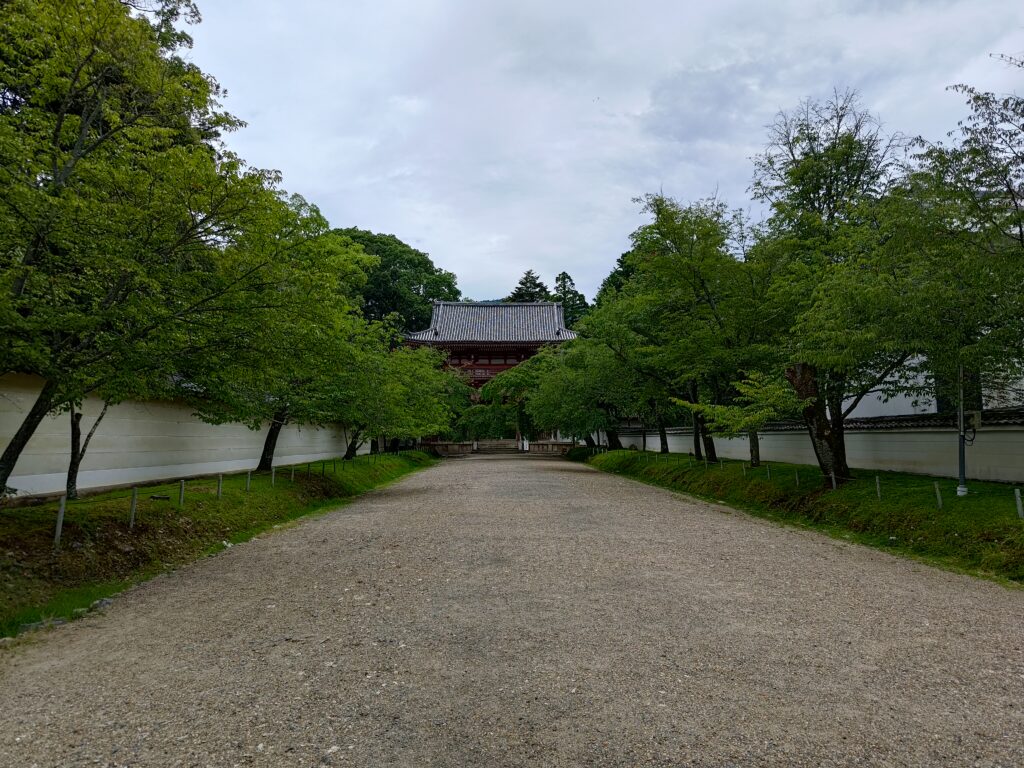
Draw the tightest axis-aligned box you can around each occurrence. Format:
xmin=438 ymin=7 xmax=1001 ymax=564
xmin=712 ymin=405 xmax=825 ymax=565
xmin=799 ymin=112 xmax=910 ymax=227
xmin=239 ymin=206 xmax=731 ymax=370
xmin=0 ymin=379 xmax=59 ymax=494
xmin=785 ymin=363 xmax=851 ymax=482
xmin=701 ymin=424 xmax=718 ymax=462
xmin=605 ymin=429 xmax=623 ymax=450
xmin=67 ymin=408 xmax=83 ymax=500
xmin=658 ymin=419 xmax=669 ymax=454
xmin=66 ymin=400 xmax=110 ymax=499
xmin=256 ymin=409 xmax=289 ymax=472
xmin=344 ymin=428 xmax=364 ymax=460
xmin=747 ymin=429 xmax=761 ymax=468
xmin=583 ymin=434 xmax=596 ymax=448
xmin=687 ymin=383 xmax=703 ymax=459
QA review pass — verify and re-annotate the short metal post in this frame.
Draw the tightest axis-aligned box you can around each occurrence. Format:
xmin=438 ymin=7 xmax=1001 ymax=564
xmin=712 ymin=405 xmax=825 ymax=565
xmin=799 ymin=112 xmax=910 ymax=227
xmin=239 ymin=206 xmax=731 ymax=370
xmin=830 ymin=472 xmax=837 ymax=490
xmin=290 ymin=467 xmax=295 ymax=482
xmin=178 ymin=479 xmax=185 ymax=507
xmin=321 ymin=462 xmax=325 ymax=477
xmin=245 ymin=471 xmax=252 ymax=491
xmin=129 ymin=487 xmax=138 ymax=528
xmin=271 ymin=467 xmax=276 ymax=487
xmin=53 ymin=495 xmax=66 ymax=551
xmin=875 ymin=476 xmax=881 ymax=501
xmin=934 ymin=481 xmax=943 ymax=511
xmin=742 ymin=464 xmax=746 ymax=478
xmin=766 ymin=464 xmax=771 ymax=480
xmin=217 ymin=474 xmax=223 ymax=499
xmin=1015 ymin=489 xmax=1023 ymax=520
xmin=703 ymin=457 xmax=708 ymax=469
xmin=795 ymin=469 xmax=799 ymax=487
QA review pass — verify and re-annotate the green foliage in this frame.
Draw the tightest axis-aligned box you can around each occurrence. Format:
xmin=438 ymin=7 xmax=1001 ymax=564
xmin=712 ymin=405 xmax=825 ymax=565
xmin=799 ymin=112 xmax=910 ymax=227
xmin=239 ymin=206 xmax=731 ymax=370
xmin=679 ymin=371 xmax=802 ymax=436
xmin=333 ymin=228 xmax=460 ymax=331
xmin=505 ymin=269 xmax=551 ymax=302
xmin=578 ymin=82 xmax=1024 ymax=479
xmin=593 ymin=253 xmax=636 ymax=307
xmin=564 ymin=446 xmax=594 ymax=462
xmin=0 ymin=1 xmax=464 ymax=492
xmin=454 ymin=402 xmax=518 ymax=440
xmin=552 ymin=271 xmax=589 ymax=326
xmin=523 ymin=341 xmax=643 ymax=440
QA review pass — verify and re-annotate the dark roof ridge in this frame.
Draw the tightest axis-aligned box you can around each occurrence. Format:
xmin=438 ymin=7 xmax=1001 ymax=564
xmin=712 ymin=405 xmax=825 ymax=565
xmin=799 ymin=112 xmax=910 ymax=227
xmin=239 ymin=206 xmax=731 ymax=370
xmin=405 ymin=300 xmax=576 ymax=343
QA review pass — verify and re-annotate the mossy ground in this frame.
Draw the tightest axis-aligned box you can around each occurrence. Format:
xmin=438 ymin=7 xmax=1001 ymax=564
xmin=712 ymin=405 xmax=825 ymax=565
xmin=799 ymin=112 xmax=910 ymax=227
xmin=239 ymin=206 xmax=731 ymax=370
xmin=587 ymin=450 xmax=1024 ymax=584
xmin=0 ymin=452 xmax=435 ymax=637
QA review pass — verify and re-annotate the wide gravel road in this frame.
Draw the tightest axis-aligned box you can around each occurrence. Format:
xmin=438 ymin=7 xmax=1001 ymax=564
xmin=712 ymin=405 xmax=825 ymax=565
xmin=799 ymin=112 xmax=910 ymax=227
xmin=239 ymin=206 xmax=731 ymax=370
xmin=2 ymin=456 xmax=1022 ymax=767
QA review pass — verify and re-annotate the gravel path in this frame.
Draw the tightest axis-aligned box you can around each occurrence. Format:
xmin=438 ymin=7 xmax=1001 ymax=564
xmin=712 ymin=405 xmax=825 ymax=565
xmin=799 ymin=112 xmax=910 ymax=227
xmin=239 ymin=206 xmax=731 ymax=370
xmin=2 ymin=456 xmax=1022 ymax=767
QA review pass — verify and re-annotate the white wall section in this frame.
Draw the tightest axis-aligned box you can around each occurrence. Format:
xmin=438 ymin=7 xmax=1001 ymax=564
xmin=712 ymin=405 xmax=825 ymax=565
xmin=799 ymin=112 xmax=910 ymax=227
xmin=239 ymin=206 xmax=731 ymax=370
xmin=1 ymin=375 xmax=356 ymax=497
xmin=615 ymin=427 xmax=1024 ymax=483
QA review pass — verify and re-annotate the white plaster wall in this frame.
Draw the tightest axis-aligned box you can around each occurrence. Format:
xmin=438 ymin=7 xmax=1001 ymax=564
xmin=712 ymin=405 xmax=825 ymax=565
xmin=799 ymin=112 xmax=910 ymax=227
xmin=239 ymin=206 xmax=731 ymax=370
xmin=2 ymin=375 xmax=360 ymax=497
xmin=617 ymin=427 xmax=1024 ymax=483
xmin=844 ymin=391 xmax=935 ymax=418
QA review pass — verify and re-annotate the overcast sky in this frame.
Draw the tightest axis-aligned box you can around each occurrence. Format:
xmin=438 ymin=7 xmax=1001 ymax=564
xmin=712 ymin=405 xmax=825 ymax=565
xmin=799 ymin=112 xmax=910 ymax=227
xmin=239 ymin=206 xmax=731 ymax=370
xmin=186 ymin=0 xmax=1023 ymax=301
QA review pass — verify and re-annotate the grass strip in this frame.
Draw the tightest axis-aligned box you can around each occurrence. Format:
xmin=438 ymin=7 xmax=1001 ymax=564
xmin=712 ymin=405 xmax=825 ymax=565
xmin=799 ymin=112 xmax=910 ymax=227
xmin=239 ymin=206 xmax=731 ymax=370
xmin=585 ymin=450 xmax=1024 ymax=584
xmin=1 ymin=452 xmax=435 ymax=637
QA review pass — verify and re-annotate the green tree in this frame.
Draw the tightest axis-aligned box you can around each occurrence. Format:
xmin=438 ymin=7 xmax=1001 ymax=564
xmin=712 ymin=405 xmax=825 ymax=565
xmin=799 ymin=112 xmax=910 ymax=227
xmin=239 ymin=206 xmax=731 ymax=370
xmin=909 ymin=60 xmax=1024 ymax=404
xmin=505 ymin=269 xmax=551 ymax=302
xmin=552 ymin=271 xmax=589 ymax=327
xmin=522 ymin=342 xmax=643 ymax=447
xmin=178 ymin=203 xmax=374 ymax=471
xmin=751 ymin=91 xmax=916 ymax=481
xmin=0 ymin=0 xmax=301 ymax=494
xmin=585 ymin=196 xmax=769 ymax=460
xmin=593 ymin=253 xmax=637 ymax=307
xmin=333 ymin=228 xmax=460 ymax=331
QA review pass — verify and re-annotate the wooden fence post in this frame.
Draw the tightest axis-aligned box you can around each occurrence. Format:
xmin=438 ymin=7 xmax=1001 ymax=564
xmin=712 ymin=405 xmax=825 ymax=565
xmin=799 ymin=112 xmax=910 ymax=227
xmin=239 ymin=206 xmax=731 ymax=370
xmin=53 ymin=495 xmax=66 ymax=551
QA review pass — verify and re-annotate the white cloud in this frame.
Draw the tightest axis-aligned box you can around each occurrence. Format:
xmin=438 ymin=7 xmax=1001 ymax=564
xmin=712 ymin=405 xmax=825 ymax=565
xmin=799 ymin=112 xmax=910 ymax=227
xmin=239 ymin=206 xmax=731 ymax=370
xmin=187 ymin=0 xmax=1024 ymax=301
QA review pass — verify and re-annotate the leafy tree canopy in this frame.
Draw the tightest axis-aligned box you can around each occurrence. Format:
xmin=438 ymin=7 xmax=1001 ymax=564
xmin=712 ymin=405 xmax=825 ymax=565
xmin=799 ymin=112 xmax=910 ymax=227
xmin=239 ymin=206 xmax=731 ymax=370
xmin=333 ymin=228 xmax=460 ymax=331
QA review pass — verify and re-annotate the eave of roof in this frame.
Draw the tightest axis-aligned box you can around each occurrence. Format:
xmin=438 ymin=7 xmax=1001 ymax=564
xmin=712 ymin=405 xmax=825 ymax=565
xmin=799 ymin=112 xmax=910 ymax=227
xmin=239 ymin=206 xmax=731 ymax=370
xmin=405 ymin=301 xmax=577 ymax=343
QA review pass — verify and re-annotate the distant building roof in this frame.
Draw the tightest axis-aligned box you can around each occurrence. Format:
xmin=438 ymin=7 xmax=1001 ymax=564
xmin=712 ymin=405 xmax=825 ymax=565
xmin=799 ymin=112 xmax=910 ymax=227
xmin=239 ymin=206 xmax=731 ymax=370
xmin=405 ymin=301 xmax=577 ymax=344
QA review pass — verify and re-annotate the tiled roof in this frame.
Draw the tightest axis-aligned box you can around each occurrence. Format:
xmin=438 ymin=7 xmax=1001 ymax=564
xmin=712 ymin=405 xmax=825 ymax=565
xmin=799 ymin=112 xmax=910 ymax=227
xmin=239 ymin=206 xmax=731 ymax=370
xmin=405 ymin=302 xmax=577 ymax=343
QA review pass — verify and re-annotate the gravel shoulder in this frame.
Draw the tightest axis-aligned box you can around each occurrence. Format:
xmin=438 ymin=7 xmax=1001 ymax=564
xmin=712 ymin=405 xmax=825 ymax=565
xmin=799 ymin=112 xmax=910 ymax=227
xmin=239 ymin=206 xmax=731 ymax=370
xmin=2 ymin=455 xmax=1022 ymax=767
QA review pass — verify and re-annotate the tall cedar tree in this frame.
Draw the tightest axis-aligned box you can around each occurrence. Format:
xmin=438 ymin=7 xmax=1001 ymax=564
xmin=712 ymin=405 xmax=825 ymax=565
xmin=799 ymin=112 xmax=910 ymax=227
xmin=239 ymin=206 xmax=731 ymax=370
xmin=552 ymin=272 xmax=589 ymax=327
xmin=505 ymin=270 xmax=551 ymax=302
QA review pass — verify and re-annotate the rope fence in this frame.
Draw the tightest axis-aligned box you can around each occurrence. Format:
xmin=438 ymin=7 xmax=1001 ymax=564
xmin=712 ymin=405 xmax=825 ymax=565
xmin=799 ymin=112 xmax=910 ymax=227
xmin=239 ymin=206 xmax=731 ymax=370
xmin=40 ymin=450 xmax=426 ymax=551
